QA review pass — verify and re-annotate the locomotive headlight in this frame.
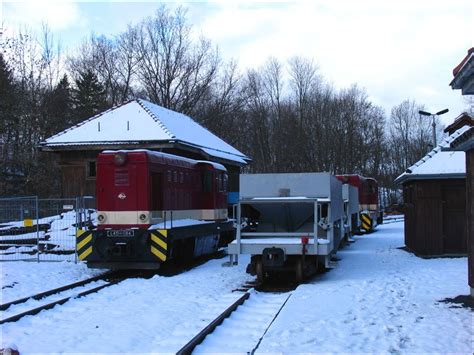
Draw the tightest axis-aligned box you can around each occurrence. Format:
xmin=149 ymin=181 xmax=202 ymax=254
xmin=114 ymin=152 xmax=127 ymax=166
xmin=98 ymin=213 xmax=106 ymax=223
xmin=139 ymin=213 xmax=148 ymax=222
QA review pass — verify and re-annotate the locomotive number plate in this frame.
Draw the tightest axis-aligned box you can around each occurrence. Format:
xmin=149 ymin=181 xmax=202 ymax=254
xmin=106 ymin=230 xmax=135 ymax=237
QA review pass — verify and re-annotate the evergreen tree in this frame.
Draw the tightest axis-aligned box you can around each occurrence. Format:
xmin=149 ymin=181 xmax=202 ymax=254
xmin=0 ymin=53 xmax=24 ymax=195
xmin=0 ymin=55 xmax=17 ymax=156
xmin=0 ymin=53 xmax=17 ymax=136
xmin=73 ymin=69 xmax=107 ymax=123
xmin=41 ymin=74 xmax=73 ymax=137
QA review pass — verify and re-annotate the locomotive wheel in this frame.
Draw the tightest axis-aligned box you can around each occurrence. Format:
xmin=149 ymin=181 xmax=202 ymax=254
xmin=295 ymin=258 xmax=304 ymax=283
xmin=255 ymin=258 xmax=264 ymax=282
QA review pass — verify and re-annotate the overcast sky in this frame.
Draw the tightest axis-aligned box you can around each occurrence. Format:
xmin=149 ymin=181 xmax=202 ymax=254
xmin=2 ymin=0 xmax=473 ymax=126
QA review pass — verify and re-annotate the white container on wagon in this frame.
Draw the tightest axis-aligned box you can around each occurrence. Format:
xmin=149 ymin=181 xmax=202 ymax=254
xmin=342 ymin=183 xmax=360 ymax=241
xmin=228 ymin=173 xmax=345 ymax=281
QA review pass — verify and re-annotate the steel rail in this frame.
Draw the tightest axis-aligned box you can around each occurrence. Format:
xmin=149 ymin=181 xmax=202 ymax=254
xmin=382 ymin=218 xmax=405 ymax=224
xmin=176 ymin=292 xmax=251 ymax=355
xmin=0 ymin=271 xmax=116 ymax=311
xmin=0 ymin=281 xmax=119 ymax=325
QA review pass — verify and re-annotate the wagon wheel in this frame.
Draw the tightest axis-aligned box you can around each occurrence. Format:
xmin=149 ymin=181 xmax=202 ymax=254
xmin=295 ymin=258 xmax=304 ymax=283
xmin=255 ymin=258 xmax=264 ymax=282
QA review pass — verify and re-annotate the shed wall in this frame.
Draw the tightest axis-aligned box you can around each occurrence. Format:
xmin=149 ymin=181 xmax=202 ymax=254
xmin=467 ymin=150 xmax=474 ymax=288
xmin=59 ymin=151 xmax=99 ymax=198
xmin=403 ymin=179 xmax=466 ymax=255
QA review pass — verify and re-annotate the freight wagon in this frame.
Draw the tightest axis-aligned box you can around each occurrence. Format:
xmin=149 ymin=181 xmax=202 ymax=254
xmin=227 ymin=173 xmax=345 ymax=282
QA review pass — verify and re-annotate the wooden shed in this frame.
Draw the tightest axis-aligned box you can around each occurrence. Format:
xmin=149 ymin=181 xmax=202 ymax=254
xmin=395 ymin=126 xmax=470 ymax=256
xmin=445 ymin=127 xmax=474 ymax=294
xmin=39 ymin=99 xmax=251 ymax=199
xmin=449 ymin=47 xmax=474 ymax=296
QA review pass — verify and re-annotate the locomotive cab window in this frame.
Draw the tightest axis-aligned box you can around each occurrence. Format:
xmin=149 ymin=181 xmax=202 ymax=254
xmin=202 ymin=170 xmax=212 ymax=192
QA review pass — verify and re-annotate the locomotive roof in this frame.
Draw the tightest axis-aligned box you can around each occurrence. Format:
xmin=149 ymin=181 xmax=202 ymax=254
xmin=101 ymin=149 xmax=227 ymax=171
xmin=394 ymin=125 xmax=469 ymax=184
xmin=40 ymin=99 xmax=250 ymax=166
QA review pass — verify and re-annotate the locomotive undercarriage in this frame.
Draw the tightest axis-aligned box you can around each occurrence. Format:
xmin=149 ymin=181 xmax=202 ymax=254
xmin=82 ymin=220 xmax=234 ymax=269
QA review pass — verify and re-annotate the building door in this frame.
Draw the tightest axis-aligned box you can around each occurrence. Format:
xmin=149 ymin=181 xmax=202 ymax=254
xmin=442 ymin=184 xmax=466 ymax=253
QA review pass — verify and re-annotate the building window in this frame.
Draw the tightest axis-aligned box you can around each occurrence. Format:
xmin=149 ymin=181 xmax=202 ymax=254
xmin=87 ymin=161 xmax=96 ymax=178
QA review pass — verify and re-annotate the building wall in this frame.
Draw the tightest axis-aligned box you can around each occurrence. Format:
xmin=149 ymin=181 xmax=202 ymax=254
xmin=58 ymin=151 xmax=100 ymax=198
xmin=467 ymin=150 xmax=474 ymax=288
xmin=403 ymin=179 xmax=466 ymax=255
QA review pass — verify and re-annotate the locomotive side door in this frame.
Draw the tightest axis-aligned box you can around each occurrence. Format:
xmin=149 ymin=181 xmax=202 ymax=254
xmin=150 ymin=172 xmax=164 ymax=219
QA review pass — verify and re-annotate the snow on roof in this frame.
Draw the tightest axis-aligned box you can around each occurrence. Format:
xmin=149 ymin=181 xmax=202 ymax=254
xmin=452 ymin=47 xmax=474 ymax=77
xmin=42 ymin=99 xmax=249 ymax=165
xmin=450 ymin=48 xmax=474 ymax=94
xmin=395 ymin=125 xmax=470 ymax=184
xmin=447 ymin=126 xmax=474 ymax=151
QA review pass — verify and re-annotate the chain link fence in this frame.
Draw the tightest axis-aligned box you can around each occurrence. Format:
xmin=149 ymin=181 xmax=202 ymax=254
xmin=0 ymin=196 xmax=96 ymax=262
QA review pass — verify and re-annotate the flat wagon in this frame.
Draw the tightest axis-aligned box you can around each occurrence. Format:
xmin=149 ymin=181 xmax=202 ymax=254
xmin=228 ymin=173 xmax=345 ymax=281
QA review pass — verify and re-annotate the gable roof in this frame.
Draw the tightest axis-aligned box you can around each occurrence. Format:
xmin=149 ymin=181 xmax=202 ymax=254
xmin=444 ymin=112 xmax=473 ymax=135
xmin=444 ymin=126 xmax=474 ymax=152
xmin=394 ymin=125 xmax=470 ymax=184
xmin=40 ymin=99 xmax=250 ymax=165
xmin=450 ymin=47 xmax=474 ymax=94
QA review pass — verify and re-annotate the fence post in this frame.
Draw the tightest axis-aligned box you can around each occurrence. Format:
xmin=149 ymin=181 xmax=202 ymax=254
xmin=75 ymin=197 xmax=80 ymax=264
xmin=36 ymin=196 xmax=40 ymax=263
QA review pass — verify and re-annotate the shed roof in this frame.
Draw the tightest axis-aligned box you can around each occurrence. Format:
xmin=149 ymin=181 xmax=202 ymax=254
xmin=444 ymin=126 xmax=474 ymax=152
xmin=394 ymin=125 xmax=470 ymax=184
xmin=40 ymin=99 xmax=250 ymax=166
xmin=444 ymin=112 xmax=473 ymax=135
xmin=450 ymin=47 xmax=474 ymax=95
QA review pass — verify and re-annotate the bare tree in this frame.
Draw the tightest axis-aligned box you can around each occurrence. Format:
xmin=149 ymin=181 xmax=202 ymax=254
xmin=1 ymin=26 xmax=63 ymax=195
xmin=135 ymin=6 xmax=219 ymax=114
xmin=68 ymin=31 xmax=137 ymax=106
xmin=387 ymin=99 xmax=440 ymax=177
xmin=288 ymin=56 xmax=319 ymax=126
xmin=40 ymin=23 xmax=63 ymax=91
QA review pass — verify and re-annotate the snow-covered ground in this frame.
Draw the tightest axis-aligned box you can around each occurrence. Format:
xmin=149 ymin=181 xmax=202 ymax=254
xmin=1 ymin=221 xmax=472 ymax=353
xmin=257 ymin=222 xmax=472 ymax=353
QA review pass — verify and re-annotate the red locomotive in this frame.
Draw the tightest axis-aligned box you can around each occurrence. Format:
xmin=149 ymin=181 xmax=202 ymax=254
xmin=336 ymin=174 xmax=380 ymax=232
xmin=77 ymin=150 xmax=233 ymax=269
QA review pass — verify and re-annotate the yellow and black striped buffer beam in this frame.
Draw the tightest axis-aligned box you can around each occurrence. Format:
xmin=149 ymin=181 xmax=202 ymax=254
xmin=76 ymin=230 xmax=93 ymax=261
xmin=150 ymin=229 xmax=168 ymax=262
xmin=360 ymin=213 xmax=372 ymax=231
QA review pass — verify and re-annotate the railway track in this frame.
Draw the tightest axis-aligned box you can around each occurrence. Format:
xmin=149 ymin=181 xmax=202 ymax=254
xmin=382 ymin=217 xmax=404 ymax=224
xmin=0 ymin=271 xmax=134 ymax=325
xmin=177 ymin=289 xmax=292 ymax=354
